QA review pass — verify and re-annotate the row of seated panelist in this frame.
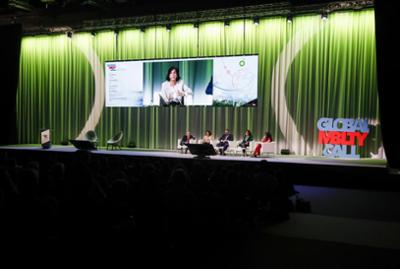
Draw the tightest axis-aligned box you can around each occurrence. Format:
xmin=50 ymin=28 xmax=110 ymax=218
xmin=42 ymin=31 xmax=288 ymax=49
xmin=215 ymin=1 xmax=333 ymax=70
xmin=82 ymin=128 xmax=275 ymax=156
xmin=177 ymin=139 xmax=276 ymax=156
xmin=177 ymin=129 xmax=275 ymax=157
xmin=177 ymin=139 xmax=276 ymax=155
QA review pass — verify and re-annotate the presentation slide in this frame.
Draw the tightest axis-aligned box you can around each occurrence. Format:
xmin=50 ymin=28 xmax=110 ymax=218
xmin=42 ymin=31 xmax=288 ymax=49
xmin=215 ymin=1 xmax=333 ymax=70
xmin=105 ymin=61 xmax=143 ymax=107
xmin=104 ymin=55 xmax=258 ymax=107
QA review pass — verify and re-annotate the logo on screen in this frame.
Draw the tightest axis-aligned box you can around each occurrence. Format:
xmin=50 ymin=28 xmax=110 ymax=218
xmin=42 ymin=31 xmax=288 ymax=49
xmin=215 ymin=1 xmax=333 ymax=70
xmin=107 ymin=64 xmax=117 ymax=71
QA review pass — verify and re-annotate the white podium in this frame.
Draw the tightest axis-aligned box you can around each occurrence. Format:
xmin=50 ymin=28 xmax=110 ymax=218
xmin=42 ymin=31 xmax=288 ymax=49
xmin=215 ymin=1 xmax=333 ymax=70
xmin=40 ymin=129 xmax=51 ymax=149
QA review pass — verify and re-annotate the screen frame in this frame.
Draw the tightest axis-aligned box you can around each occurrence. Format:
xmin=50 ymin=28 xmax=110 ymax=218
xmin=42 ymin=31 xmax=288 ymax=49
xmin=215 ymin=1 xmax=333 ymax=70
xmin=104 ymin=53 xmax=259 ymax=108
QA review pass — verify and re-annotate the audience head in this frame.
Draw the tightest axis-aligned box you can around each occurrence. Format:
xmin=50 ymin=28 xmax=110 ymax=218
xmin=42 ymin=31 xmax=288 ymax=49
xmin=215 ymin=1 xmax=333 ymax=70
xmin=49 ymin=162 xmax=65 ymax=179
xmin=26 ymin=161 xmax=40 ymax=171
xmin=169 ymin=168 xmax=189 ymax=188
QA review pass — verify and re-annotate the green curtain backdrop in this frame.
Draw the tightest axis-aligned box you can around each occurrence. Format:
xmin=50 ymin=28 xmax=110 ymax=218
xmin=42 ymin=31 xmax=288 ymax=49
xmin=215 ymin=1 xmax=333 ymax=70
xmin=17 ymin=9 xmax=380 ymax=157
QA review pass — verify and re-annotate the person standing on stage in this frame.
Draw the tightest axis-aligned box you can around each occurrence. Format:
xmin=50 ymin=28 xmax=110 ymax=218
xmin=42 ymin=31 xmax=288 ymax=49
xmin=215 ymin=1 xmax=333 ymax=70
xmin=238 ymin=129 xmax=253 ymax=156
xmin=252 ymin=131 xmax=273 ymax=157
xmin=160 ymin=66 xmax=192 ymax=106
xmin=216 ymin=128 xmax=233 ymax=155
xmin=180 ymin=131 xmax=195 ymax=154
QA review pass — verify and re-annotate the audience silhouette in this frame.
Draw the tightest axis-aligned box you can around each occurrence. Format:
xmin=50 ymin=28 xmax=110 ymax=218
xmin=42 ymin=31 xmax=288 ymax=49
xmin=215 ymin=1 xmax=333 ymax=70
xmin=0 ymin=151 xmax=294 ymax=268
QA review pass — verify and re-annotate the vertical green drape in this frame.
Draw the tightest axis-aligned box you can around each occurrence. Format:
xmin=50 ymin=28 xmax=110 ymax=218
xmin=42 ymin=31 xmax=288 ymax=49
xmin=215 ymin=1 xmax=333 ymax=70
xmin=17 ymin=9 xmax=380 ymax=157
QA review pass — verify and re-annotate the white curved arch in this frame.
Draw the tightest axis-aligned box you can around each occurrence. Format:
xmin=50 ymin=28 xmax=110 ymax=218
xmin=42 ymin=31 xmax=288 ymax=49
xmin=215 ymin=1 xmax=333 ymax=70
xmin=73 ymin=39 xmax=105 ymax=140
xmin=271 ymin=22 xmax=323 ymax=155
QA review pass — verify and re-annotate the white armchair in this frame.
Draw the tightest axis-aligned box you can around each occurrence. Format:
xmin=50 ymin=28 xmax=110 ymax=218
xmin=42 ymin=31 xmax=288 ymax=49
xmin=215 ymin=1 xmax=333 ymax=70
xmin=177 ymin=138 xmax=196 ymax=153
xmin=222 ymin=140 xmax=236 ymax=155
xmin=246 ymin=141 xmax=256 ymax=156
xmin=260 ymin=141 xmax=276 ymax=155
xmin=211 ymin=140 xmax=220 ymax=152
xmin=234 ymin=140 xmax=256 ymax=156
xmin=177 ymin=138 xmax=184 ymax=152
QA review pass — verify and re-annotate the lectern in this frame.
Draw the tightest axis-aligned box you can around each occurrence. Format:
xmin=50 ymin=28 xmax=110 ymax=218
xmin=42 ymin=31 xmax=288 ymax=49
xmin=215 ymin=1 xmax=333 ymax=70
xmin=40 ymin=129 xmax=51 ymax=149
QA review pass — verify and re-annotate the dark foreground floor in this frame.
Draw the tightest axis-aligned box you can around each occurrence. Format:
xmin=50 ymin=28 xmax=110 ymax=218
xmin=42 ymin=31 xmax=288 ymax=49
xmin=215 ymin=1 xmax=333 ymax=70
xmin=4 ymin=221 xmax=400 ymax=269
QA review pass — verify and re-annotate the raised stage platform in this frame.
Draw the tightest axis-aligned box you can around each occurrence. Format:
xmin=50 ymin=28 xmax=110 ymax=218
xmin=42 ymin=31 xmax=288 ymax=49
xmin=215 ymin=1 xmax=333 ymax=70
xmin=1 ymin=144 xmax=398 ymax=190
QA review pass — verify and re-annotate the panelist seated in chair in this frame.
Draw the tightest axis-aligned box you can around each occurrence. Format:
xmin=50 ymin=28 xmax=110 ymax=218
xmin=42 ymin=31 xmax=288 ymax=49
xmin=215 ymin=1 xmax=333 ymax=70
xmin=180 ymin=131 xmax=195 ymax=154
xmin=238 ymin=129 xmax=253 ymax=156
xmin=159 ymin=66 xmax=192 ymax=106
xmin=216 ymin=128 xmax=233 ymax=155
xmin=202 ymin=130 xmax=213 ymax=144
xmin=252 ymin=131 xmax=273 ymax=157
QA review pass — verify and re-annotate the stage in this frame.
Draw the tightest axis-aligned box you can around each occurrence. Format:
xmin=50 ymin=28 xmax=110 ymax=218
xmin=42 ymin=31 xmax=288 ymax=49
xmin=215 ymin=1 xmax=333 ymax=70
xmin=0 ymin=144 xmax=387 ymax=167
xmin=1 ymin=144 xmax=396 ymax=190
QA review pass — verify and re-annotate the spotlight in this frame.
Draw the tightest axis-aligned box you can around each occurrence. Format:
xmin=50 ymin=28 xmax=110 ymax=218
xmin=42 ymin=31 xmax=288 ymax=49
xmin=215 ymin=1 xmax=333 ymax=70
xmin=253 ymin=17 xmax=259 ymax=26
xmin=166 ymin=24 xmax=172 ymax=32
xmin=224 ymin=20 xmax=230 ymax=27
xmin=193 ymin=22 xmax=199 ymax=28
xmin=66 ymin=31 xmax=72 ymax=38
xmin=321 ymin=12 xmax=328 ymax=21
xmin=287 ymin=14 xmax=293 ymax=24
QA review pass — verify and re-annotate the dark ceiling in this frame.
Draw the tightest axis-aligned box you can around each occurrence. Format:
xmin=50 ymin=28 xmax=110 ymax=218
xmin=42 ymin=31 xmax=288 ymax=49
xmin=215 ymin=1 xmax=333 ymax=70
xmin=0 ymin=0 xmax=373 ymax=34
xmin=0 ymin=0 xmax=350 ymax=13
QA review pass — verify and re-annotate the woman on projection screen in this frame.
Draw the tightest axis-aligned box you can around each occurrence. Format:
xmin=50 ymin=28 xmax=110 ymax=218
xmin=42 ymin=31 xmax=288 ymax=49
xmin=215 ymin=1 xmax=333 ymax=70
xmin=159 ymin=66 xmax=192 ymax=106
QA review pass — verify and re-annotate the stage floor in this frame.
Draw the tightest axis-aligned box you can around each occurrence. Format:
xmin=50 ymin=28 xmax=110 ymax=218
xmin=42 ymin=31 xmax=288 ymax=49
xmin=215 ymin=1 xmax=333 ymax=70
xmin=0 ymin=144 xmax=386 ymax=169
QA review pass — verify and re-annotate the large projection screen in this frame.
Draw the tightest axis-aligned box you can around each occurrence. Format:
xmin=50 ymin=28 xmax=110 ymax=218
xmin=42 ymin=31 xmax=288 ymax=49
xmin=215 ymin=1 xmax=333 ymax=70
xmin=105 ymin=55 xmax=258 ymax=107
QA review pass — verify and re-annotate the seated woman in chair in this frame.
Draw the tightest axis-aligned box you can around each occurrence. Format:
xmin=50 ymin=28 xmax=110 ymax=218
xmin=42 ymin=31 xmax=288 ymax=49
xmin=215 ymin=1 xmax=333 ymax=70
xmin=159 ymin=66 xmax=192 ymax=106
xmin=252 ymin=131 xmax=273 ymax=157
xmin=238 ymin=129 xmax=253 ymax=156
xmin=202 ymin=130 xmax=213 ymax=144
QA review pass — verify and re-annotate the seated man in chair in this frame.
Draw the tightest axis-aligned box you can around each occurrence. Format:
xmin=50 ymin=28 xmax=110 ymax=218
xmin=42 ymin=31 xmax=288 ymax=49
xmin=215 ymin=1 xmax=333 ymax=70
xmin=180 ymin=130 xmax=195 ymax=154
xmin=216 ymin=128 xmax=233 ymax=155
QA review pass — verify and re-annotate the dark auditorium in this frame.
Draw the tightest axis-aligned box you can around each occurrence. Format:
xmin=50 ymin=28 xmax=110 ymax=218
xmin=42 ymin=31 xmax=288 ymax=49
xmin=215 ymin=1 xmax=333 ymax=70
xmin=0 ymin=0 xmax=399 ymax=268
